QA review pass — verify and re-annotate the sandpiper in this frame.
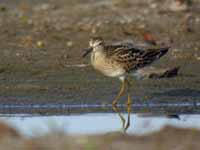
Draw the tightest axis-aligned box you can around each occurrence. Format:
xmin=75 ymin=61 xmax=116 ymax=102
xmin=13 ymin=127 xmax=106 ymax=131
xmin=83 ymin=37 xmax=169 ymax=130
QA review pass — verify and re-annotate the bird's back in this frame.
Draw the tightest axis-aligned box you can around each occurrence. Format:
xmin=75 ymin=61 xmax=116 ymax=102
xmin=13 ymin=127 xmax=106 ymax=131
xmin=105 ymin=45 xmax=169 ymax=73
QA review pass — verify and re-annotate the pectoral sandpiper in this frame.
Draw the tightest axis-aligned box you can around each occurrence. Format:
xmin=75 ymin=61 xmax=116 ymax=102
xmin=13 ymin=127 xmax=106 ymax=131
xmin=83 ymin=37 xmax=169 ymax=131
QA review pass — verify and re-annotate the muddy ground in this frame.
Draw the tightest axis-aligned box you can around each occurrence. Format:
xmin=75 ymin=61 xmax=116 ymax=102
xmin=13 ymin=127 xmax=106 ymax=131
xmin=0 ymin=0 xmax=199 ymax=114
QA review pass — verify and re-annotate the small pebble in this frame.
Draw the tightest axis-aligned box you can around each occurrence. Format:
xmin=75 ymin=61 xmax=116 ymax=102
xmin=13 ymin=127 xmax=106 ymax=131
xmin=150 ymin=3 xmax=157 ymax=9
xmin=36 ymin=41 xmax=44 ymax=48
xmin=169 ymin=0 xmax=188 ymax=12
xmin=16 ymin=53 xmax=20 ymax=57
xmin=66 ymin=41 xmax=73 ymax=47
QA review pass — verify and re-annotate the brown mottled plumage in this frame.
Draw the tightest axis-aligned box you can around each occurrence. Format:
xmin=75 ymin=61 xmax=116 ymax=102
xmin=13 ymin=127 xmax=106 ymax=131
xmin=82 ymin=37 xmax=169 ymax=131
xmin=105 ymin=45 xmax=169 ymax=72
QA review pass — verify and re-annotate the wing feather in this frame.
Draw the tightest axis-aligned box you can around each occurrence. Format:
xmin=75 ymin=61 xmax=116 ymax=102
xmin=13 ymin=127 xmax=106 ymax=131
xmin=105 ymin=45 xmax=169 ymax=72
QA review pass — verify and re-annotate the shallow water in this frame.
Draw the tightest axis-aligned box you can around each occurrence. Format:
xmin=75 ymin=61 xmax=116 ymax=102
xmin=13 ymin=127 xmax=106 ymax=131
xmin=0 ymin=100 xmax=200 ymax=115
xmin=1 ymin=113 xmax=200 ymax=137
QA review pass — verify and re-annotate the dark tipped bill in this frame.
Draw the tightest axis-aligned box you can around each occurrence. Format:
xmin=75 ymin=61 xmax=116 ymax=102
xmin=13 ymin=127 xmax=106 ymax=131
xmin=82 ymin=47 xmax=92 ymax=58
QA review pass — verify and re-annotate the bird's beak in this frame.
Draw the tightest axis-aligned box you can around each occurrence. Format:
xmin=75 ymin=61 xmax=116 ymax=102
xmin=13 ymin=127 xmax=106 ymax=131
xmin=82 ymin=47 xmax=92 ymax=58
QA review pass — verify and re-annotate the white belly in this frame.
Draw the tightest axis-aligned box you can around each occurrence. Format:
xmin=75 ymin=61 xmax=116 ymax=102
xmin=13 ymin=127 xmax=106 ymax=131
xmin=91 ymin=51 xmax=125 ymax=77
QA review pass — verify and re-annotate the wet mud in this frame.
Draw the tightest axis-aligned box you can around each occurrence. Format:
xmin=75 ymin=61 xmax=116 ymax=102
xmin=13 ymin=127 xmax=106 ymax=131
xmin=0 ymin=0 xmax=199 ymax=114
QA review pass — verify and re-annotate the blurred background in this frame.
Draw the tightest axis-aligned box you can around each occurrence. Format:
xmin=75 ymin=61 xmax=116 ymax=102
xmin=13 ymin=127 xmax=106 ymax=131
xmin=0 ymin=0 xmax=200 ymax=149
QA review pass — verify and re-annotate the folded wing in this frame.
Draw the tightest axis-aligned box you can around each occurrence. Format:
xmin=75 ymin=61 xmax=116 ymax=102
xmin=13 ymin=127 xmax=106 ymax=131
xmin=106 ymin=46 xmax=169 ymax=72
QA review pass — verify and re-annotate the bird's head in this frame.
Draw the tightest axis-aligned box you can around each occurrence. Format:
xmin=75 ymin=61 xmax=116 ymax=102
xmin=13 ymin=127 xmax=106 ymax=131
xmin=82 ymin=37 xmax=104 ymax=57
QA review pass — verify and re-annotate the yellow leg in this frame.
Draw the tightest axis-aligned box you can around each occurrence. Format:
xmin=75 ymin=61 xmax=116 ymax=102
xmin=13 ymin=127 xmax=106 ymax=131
xmin=112 ymin=79 xmax=126 ymax=106
xmin=127 ymin=93 xmax=132 ymax=106
xmin=112 ymin=78 xmax=132 ymax=132
xmin=126 ymin=79 xmax=132 ymax=106
xmin=124 ymin=94 xmax=132 ymax=132
xmin=112 ymin=105 xmax=126 ymax=129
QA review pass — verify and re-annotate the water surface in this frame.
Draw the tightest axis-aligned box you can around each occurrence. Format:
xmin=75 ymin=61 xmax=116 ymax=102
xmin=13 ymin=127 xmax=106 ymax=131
xmin=1 ymin=113 xmax=200 ymax=137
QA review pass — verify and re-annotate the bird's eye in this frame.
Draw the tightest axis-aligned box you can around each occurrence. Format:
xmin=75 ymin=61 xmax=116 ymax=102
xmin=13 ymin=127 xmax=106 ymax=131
xmin=98 ymin=42 xmax=103 ymax=45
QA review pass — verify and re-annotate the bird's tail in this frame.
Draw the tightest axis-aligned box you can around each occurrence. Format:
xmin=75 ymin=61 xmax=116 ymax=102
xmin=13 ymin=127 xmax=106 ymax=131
xmin=155 ymin=47 xmax=169 ymax=59
xmin=143 ymin=47 xmax=169 ymax=61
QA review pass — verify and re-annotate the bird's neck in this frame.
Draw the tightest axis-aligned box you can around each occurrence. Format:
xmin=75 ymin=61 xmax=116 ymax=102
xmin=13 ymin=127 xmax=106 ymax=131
xmin=91 ymin=46 xmax=106 ymax=64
